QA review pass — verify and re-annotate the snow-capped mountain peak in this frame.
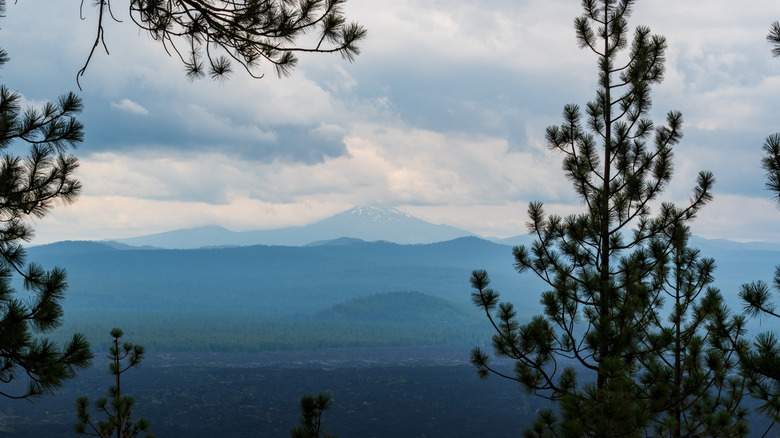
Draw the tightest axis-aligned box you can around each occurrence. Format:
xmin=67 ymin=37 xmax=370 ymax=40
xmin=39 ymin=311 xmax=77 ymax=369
xmin=346 ymin=206 xmax=415 ymax=223
xmin=109 ymin=206 xmax=475 ymax=248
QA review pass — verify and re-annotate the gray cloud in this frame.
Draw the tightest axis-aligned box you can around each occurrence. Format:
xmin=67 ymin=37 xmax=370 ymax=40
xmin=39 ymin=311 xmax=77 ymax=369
xmin=3 ymin=0 xmax=780 ymax=243
xmin=110 ymin=99 xmax=148 ymax=115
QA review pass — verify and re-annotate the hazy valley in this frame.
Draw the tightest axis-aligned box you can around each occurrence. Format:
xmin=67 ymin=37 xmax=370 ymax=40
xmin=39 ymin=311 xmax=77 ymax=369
xmin=3 ymin=206 xmax=780 ymax=437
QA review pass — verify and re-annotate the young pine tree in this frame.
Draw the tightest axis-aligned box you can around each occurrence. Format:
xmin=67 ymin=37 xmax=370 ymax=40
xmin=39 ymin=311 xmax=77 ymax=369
xmin=738 ymin=135 xmax=780 ymax=435
xmin=0 ymin=1 xmax=93 ymax=400
xmin=470 ymin=1 xmax=744 ymax=436
xmin=75 ymin=328 xmax=154 ymax=438
xmin=735 ymin=23 xmax=780 ymax=437
xmin=641 ymin=226 xmax=747 ymax=437
xmin=290 ymin=393 xmax=337 ymax=438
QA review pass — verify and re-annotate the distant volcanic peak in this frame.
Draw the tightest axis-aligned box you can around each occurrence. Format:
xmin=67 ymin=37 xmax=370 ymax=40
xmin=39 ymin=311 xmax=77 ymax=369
xmin=112 ymin=205 xmax=473 ymax=248
xmin=347 ymin=206 xmax=415 ymax=223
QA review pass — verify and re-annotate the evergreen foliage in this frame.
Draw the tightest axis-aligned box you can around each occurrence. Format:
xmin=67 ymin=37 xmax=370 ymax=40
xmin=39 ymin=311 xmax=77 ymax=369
xmin=734 ymin=21 xmax=780 ymax=436
xmin=769 ymin=21 xmax=780 ymax=58
xmin=738 ymin=321 xmax=780 ymax=434
xmin=75 ymin=328 xmax=154 ymax=438
xmin=470 ymin=1 xmax=746 ymax=435
xmin=760 ymin=133 xmax=780 ymax=205
xmin=290 ymin=393 xmax=337 ymax=438
xmin=0 ymin=0 xmax=93 ymax=400
xmin=77 ymin=0 xmax=367 ymax=87
xmin=643 ymin=226 xmax=748 ymax=437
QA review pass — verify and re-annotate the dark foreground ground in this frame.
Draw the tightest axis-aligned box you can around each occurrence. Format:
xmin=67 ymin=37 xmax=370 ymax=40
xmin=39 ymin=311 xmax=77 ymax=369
xmin=0 ymin=346 xmax=539 ymax=438
xmin=1 ymin=346 xmax=775 ymax=437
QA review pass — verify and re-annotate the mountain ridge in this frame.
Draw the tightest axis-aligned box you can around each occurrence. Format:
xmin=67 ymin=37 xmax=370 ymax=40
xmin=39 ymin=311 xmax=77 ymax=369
xmin=21 ymin=234 xmax=780 ymax=347
xmin=107 ymin=206 xmax=476 ymax=249
xmin=92 ymin=205 xmax=780 ymax=251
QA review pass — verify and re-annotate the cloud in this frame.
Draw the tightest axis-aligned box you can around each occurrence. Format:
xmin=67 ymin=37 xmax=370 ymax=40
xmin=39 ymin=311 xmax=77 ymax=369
xmin=401 ymin=201 xmax=583 ymax=239
xmin=683 ymin=76 xmax=780 ymax=132
xmin=74 ymin=121 xmax=565 ymax=204
xmin=691 ymin=194 xmax=780 ymax=242
xmin=342 ymin=0 xmax=588 ymax=74
xmin=4 ymin=0 xmax=780 ymax=244
xmin=28 ymin=195 xmax=344 ymax=243
xmin=50 ymin=119 xmax=572 ymax=243
xmin=110 ymin=99 xmax=149 ymax=115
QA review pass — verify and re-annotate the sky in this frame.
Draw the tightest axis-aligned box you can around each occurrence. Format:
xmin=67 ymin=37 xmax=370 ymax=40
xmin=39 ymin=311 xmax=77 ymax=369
xmin=3 ymin=0 xmax=780 ymax=244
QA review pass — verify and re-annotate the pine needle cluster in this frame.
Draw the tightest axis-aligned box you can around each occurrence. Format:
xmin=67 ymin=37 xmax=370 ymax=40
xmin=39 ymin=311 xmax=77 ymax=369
xmin=77 ymin=0 xmax=367 ymax=87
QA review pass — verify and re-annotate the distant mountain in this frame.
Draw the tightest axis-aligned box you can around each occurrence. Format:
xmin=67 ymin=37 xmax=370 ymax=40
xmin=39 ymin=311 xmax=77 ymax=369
xmin=27 ymin=236 xmax=523 ymax=314
xmin=488 ymin=234 xmax=537 ymax=247
xmin=28 ymin=238 xmax=518 ymax=351
xmin=109 ymin=206 xmax=475 ymax=249
xmin=107 ymin=225 xmax=243 ymax=250
xmin=689 ymin=235 xmax=780 ymax=253
xmin=24 ymin=234 xmax=780 ymax=353
xmin=302 ymin=206 xmax=473 ymax=244
xmin=305 ymin=237 xmax=367 ymax=247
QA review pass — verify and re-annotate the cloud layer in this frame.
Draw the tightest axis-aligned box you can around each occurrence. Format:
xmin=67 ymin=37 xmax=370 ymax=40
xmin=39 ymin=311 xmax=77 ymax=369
xmin=2 ymin=0 xmax=780 ymax=244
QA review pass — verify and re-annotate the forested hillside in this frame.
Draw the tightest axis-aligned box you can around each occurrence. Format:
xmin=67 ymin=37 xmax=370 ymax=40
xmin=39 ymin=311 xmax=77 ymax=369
xmin=25 ymin=236 xmax=780 ymax=353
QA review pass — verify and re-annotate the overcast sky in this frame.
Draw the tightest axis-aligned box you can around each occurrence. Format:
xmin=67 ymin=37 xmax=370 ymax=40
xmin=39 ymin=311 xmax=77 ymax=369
xmin=3 ymin=0 xmax=780 ymax=244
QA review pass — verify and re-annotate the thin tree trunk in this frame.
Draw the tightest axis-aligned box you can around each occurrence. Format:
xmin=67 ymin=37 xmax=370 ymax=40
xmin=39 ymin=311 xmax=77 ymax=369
xmin=597 ymin=0 xmax=613 ymax=394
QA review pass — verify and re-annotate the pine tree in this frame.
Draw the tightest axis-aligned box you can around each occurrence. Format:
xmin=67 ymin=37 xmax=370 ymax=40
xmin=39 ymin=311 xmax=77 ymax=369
xmin=469 ymin=1 xmax=744 ymax=435
xmin=0 ymin=1 xmax=93 ymax=400
xmin=290 ymin=393 xmax=337 ymax=438
xmin=740 ymin=272 xmax=780 ymax=434
xmin=736 ymin=22 xmax=780 ymax=437
xmin=76 ymin=0 xmax=367 ymax=87
xmin=642 ymin=226 xmax=747 ymax=437
xmin=75 ymin=328 xmax=154 ymax=438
